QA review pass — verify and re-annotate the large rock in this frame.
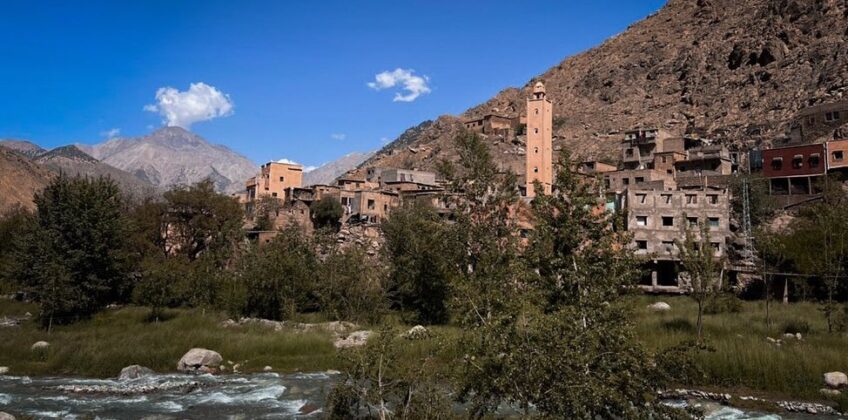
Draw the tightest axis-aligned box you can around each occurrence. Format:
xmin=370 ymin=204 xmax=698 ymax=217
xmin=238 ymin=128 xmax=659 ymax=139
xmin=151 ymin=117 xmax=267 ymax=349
xmin=334 ymin=330 xmax=372 ymax=349
xmin=31 ymin=341 xmax=49 ymax=351
xmin=177 ymin=348 xmax=222 ymax=373
xmin=404 ymin=325 xmax=429 ymax=340
xmin=0 ymin=412 xmax=15 ymax=420
xmin=648 ymin=302 xmax=671 ymax=312
xmin=119 ymin=365 xmax=154 ymax=381
xmin=824 ymin=371 xmax=848 ymax=389
xmin=0 ymin=366 xmax=8 ymax=375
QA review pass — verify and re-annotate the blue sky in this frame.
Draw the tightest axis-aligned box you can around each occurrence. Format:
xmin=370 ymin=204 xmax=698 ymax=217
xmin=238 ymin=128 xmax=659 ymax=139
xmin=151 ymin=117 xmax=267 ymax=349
xmin=0 ymin=0 xmax=665 ymax=168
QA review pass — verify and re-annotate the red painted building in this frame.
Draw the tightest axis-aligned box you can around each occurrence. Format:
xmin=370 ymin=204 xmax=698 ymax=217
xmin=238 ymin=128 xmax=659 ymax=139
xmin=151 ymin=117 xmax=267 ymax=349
xmin=762 ymin=144 xmax=825 ymax=200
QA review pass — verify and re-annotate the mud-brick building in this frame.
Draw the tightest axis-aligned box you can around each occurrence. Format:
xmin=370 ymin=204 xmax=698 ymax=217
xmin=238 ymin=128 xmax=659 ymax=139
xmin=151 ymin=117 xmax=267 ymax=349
xmin=788 ymin=101 xmax=848 ymax=143
xmin=625 ymin=188 xmax=731 ymax=293
xmin=620 ymin=128 xmax=675 ymax=170
xmin=246 ymin=161 xmax=304 ymax=200
xmin=463 ymin=113 xmax=519 ymax=136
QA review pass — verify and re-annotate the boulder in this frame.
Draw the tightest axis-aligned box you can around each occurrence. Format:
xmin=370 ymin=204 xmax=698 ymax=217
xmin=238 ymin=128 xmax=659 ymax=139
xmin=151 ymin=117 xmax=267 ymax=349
xmin=31 ymin=341 xmax=49 ymax=351
xmin=820 ymin=388 xmax=842 ymax=398
xmin=177 ymin=348 xmax=223 ymax=373
xmin=118 ymin=365 xmax=154 ymax=381
xmin=404 ymin=325 xmax=429 ymax=340
xmin=648 ymin=302 xmax=671 ymax=312
xmin=0 ymin=412 xmax=15 ymax=420
xmin=334 ymin=330 xmax=372 ymax=349
xmin=263 ymin=365 xmax=273 ymax=372
xmin=0 ymin=366 xmax=9 ymax=375
xmin=824 ymin=371 xmax=848 ymax=389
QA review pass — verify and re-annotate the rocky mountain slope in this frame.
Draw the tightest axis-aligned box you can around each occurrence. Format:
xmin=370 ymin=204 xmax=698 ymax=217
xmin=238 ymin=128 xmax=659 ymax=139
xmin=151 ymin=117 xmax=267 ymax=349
xmin=359 ymin=0 xmax=848 ymax=175
xmin=0 ymin=146 xmax=53 ymax=212
xmin=78 ymin=127 xmax=258 ymax=193
xmin=303 ymin=152 xmax=373 ymax=186
xmin=0 ymin=140 xmax=46 ymax=159
xmin=34 ymin=145 xmax=157 ymax=199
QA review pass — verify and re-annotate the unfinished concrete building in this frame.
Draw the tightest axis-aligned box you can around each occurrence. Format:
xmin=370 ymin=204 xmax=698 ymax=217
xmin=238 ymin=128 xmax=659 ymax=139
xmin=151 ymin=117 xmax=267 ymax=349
xmin=626 ymin=188 xmax=731 ymax=292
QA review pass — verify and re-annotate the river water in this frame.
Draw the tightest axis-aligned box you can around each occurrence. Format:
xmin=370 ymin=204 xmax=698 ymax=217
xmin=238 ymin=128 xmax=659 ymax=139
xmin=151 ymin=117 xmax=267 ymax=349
xmin=0 ymin=372 xmax=832 ymax=419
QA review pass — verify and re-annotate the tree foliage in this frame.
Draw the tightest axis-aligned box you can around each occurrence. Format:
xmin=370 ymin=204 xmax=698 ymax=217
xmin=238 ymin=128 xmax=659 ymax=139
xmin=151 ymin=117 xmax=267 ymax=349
xmin=311 ymin=197 xmax=344 ymax=230
xmin=318 ymin=244 xmax=388 ymax=324
xmin=17 ymin=175 xmax=132 ymax=327
xmin=382 ymin=201 xmax=459 ymax=324
xmin=676 ymin=221 xmax=725 ymax=341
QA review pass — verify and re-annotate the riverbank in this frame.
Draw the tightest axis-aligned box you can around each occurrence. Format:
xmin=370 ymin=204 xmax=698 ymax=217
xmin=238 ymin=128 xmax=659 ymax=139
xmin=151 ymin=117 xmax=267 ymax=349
xmin=1 ymin=296 xmax=847 ymax=412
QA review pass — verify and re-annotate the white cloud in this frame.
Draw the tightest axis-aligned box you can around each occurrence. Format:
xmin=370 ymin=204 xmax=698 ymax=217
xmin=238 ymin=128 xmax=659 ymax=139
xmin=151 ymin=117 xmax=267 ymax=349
xmin=100 ymin=128 xmax=120 ymax=138
xmin=367 ymin=68 xmax=431 ymax=102
xmin=144 ymin=82 xmax=234 ymax=129
xmin=276 ymin=158 xmax=301 ymax=165
xmin=330 ymin=133 xmax=346 ymax=140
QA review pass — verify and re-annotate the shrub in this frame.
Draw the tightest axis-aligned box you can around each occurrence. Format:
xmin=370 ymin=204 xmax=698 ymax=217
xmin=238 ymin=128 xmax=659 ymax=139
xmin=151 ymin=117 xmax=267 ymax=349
xmin=704 ymin=293 xmax=743 ymax=314
xmin=781 ymin=319 xmax=811 ymax=335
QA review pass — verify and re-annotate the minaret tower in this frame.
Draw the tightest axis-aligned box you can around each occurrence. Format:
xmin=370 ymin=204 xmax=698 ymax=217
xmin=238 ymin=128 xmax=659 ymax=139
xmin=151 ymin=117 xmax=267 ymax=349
xmin=525 ymin=81 xmax=553 ymax=197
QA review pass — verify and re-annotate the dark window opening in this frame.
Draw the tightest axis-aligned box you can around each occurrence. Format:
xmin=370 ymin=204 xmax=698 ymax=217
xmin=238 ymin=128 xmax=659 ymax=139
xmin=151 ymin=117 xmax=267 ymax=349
xmin=636 ymin=240 xmax=647 ymax=250
xmin=834 ymin=151 xmax=844 ymax=162
xmin=771 ymin=158 xmax=783 ymax=170
xmin=662 ymin=216 xmax=674 ymax=227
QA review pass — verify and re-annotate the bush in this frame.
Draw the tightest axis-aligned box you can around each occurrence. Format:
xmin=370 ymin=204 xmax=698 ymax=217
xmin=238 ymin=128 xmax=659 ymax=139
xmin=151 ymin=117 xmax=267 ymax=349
xmin=317 ymin=245 xmax=387 ymax=324
xmin=781 ymin=319 xmax=812 ymax=335
xmin=704 ymin=293 xmax=743 ymax=314
xmin=310 ymin=198 xmax=343 ymax=231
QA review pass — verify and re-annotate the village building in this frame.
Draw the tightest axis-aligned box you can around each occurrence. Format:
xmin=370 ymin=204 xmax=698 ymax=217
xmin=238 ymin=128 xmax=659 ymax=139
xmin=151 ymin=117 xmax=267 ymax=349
xmin=463 ymin=113 xmax=520 ymax=136
xmin=525 ymin=81 xmax=553 ymax=197
xmin=245 ymin=161 xmax=304 ymax=200
xmin=626 ymin=188 xmax=731 ymax=292
xmin=826 ymin=139 xmax=848 ymax=173
xmin=620 ymin=128 xmax=675 ymax=170
xmin=762 ymin=144 xmax=825 ymax=201
xmin=788 ymin=101 xmax=848 ymax=143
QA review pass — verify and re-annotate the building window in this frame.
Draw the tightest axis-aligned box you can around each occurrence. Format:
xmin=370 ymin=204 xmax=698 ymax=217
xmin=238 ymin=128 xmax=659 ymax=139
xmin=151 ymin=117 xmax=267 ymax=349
xmin=662 ymin=241 xmax=675 ymax=254
xmin=533 ymin=167 xmax=539 ymax=173
xmin=685 ymin=194 xmax=697 ymax=204
xmin=622 ymin=178 xmax=630 ymax=185
xmin=636 ymin=193 xmax=647 ymax=203
xmin=271 ymin=192 xmax=277 ymax=197
xmin=826 ymin=111 xmax=841 ymax=122
xmin=711 ymin=242 xmax=721 ymax=251
xmin=771 ymin=157 xmax=783 ymax=170
xmin=279 ymin=176 xmax=285 ymax=182
xmin=604 ymin=178 xmax=610 ymax=189
xmin=667 ymin=169 xmax=673 ymax=175
xmin=810 ymin=154 xmax=820 ymax=168
xmin=635 ymin=177 xmax=645 ymax=184
xmin=534 ymin=108 xmax=539 ymax=115
xmin=687 ymin=217 xmax=698 ymax=227
xmin=534 ymin=147 xmax=539 ymax=154
xmin=625 ymin=149 xmax=634 ymax=157
xmin=367 ymin=199 xmax=375 ymax=210
xmin=636 ymin=216 xmax=647 ymax=226
xmin=792 ymin=155 xmax=803 ymax=169
xmin=707 ymin=194 xmax=718 ymax=204
xmin=662 ymin=216 xmax=674 ymax=227
xmin=661 ymin=194 xmax=672 ymax=204
xmin=661 ymin=156 xmax=667 ymax=163
xmin=636 ymin=240 xmax=647 ymax=250
xmin=709 ymin=217 xmax=720 ymax=228
xmin=834 ymin=151 xmax=845 ymax=162
xmin=534 ymin=128 xmax=539 ymax=134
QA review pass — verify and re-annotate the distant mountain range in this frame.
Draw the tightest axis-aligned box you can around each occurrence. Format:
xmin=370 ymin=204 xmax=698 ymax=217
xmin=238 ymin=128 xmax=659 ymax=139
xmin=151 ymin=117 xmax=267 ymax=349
xmin=0 ymin=145 xmax=53 ymax=212
xmin=34 ymin=145 xmax=156 ymax=199
xmin=303 ymin=152 xmax=373 ymax=186
xmin=77 ymin=127 xmax=259 ymax=194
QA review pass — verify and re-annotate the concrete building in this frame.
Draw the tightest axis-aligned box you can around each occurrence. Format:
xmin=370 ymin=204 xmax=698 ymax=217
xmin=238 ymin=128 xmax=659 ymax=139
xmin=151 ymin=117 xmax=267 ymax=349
xmin=350 ymin=190 xmax=399 ymax=224
xmin=525 ymin=81 xmax=553 ymax=197
xmin=578 ymin=161 xmax=617 ymax=175
xmin=246 ymin=161 xmax=304 ymax=201
xmin=603 ymin=168 xmax=676 ymax=193
xmin=625 ymin=188 xmax=731 ymax=292
xmin=377 ymin=168 xmax=437 ymax=186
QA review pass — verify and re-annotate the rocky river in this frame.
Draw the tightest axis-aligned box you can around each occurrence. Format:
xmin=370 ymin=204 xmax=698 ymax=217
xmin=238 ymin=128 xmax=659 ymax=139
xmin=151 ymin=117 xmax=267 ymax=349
xmin=0 ymin=372 xmax=838 ymax=419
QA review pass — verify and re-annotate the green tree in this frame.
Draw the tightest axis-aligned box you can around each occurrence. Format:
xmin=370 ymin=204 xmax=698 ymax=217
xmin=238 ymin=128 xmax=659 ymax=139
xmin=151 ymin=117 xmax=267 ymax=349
xmin=253 ymin=195 xmax=284 ymax=231
xmin=676 ymin=221 xmax=725 ymax=341
xmin=235 ymin=225 xmax=319 ymax=320
xmin=132 ymin=255 xmax=186 ymax=321
xmin=382 ymin=201 xmax=459 ymax=324
xmin=457 ymin=149 xmax=679 ymax=418
xmin=311 ymin=197 xmax=343 ymax=230
xmin=160 ymin=179 xmax=244 ymax=265
xmin=439 ymin=130 xmax=525 ymax=326
xmin=18 ymin=174 xmax=132 ymax=328
xmin=318 ymin=244 xmax=388 ymax=323
xmin=729 ymin=174 xmax=775 ymax=228
xmin=0 ymin=205 xmax=35 ymax=293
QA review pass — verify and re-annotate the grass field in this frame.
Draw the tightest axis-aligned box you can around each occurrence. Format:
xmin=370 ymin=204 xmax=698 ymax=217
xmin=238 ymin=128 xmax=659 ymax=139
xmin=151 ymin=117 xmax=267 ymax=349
xmin=1 ymin=295 xmax=846 ymax=406
xmin=632 ymin=295 xmax=848 ymax=403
